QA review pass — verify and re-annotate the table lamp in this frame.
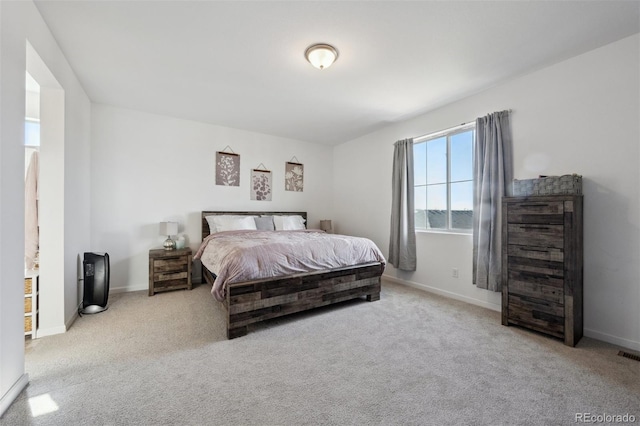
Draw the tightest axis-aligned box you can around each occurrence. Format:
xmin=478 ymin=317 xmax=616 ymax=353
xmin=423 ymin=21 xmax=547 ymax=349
xmin=160 ymin=221 xmax=178 ymax=250
xmin=320 ymin=220 xmax=333 ymax=234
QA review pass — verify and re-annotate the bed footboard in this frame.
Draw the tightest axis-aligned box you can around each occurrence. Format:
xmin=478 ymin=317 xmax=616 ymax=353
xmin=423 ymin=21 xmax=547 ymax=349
xmin=222 ymin=262 xmax=383 ymax=339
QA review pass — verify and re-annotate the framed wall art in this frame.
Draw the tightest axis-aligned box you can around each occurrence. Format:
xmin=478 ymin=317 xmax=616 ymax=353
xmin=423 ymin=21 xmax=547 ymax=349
xmin=251 ymin=165 xmax=272 ymax=201
xmin=285 ymin=160 xmax=304 ymax=192
xmin=215 ymin=150 xmax=240 ymax=186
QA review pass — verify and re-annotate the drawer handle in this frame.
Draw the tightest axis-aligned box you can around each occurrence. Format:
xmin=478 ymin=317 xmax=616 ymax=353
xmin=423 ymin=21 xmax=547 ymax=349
xmin=519 ymin=225 xmax=549 ymax=230
xmin=519 ymin=271 xmax=545 ymax=279
xmin=519 ymin=204 xmax=549 ymax=207
xmin=519 ymin=248 xmax=549 ymax=253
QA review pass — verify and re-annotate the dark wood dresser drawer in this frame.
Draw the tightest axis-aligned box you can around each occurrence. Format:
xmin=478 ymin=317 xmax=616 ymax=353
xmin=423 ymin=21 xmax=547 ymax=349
xmin=507 ymin=270 xmax=564 ymax=304
xmin=506 ymin=200 xmax=564 ymax=224
xmin=507 ymin=294 xmax=564 ymax=338
xmin=507 ymin=254 xmax=564 ymax=279
xmin=507 ymin=224 xmax=564 ymax=248
xmin=507 ymin=245 xmax=563 ymax=262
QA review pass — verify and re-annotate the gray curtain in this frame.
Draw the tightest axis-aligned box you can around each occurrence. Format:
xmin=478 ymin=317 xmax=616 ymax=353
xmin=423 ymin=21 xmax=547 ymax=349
xmin=389 ymin=138 xmax=416 ymax=271
xmin=472 ymin=110 xmax=513 ymax=291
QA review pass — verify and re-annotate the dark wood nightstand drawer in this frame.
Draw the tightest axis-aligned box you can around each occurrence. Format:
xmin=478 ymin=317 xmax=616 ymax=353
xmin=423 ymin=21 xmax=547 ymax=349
xmin=153 ymin=257 xmax=189 ymax=272
xmin=152 ymin=278 xmax=190 ymax=293
xmin=149 ymin=248 xmax=192 ymax=296
xmin=154 ymin=271 xmax=188 ymax=282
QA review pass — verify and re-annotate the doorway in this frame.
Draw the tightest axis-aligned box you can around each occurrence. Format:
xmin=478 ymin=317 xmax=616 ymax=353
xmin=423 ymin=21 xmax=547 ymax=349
xmin=25 ymin=42 xmax=66 ymax=338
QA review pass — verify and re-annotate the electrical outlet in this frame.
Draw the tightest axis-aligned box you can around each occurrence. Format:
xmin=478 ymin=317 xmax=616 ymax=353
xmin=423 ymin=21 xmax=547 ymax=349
xmin=452 ymin=268 xmax=459 ymax=278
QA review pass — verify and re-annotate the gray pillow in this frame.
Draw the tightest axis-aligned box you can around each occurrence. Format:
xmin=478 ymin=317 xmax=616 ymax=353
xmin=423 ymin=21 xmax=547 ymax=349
xmin=254 ymin=216 xmax=275 ymax=231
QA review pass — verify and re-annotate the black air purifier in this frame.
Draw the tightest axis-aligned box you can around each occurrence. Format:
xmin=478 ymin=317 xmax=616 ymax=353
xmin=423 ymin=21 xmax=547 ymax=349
xmin=81 ymin=252 xmax=110 ymax=314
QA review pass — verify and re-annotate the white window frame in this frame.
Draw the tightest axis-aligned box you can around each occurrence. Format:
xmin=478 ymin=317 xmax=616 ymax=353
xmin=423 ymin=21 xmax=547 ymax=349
xmin=414 ymin=122 xmax=475 ymax=234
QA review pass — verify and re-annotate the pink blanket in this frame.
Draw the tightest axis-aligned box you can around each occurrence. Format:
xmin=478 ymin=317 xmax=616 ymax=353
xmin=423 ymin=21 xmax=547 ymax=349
xmin=195 ymin=230 xmax=386 ymax=301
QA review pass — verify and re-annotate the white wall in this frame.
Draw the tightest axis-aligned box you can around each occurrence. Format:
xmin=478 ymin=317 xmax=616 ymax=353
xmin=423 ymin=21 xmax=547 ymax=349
xmin=0 ymin=0 xmax=91 ymax=415
xmin=25 ymin=90 xmax=39 ymax=119
xmin=90 ymin=105 xmax=334 ymax=292
xmin=0 ymin=9 xmax=636 ymax=421
xmin=334 ymin=34 xmax=640 ymax=350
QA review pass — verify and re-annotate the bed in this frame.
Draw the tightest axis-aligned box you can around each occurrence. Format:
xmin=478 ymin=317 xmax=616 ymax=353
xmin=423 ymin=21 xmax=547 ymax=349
xmin=198 ymin=211 xmax=385 ymax=339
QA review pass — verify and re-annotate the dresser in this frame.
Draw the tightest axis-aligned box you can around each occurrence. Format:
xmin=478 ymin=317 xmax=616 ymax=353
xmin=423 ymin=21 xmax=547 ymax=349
xmin=501 ymin=195 xmax=583 ymax=346
xmin=25 ymin=271 xmax=39 ymax=338
xmin=148 ymin=248 xmax=192 ymax=296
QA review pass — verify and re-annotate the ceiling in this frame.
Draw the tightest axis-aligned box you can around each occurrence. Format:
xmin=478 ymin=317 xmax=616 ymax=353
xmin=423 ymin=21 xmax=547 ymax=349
xmin=34 ymin=1 xmax=640 ymax=145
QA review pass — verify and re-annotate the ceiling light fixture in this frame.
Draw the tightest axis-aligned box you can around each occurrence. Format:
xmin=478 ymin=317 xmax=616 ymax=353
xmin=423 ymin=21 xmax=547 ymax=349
xmin=305 ymin=43 xmax=338 ymax=70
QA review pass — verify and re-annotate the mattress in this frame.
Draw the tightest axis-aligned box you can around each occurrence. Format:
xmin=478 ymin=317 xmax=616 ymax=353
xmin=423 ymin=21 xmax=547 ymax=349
xmin=194 ymin=230 xmax=386 ymax=301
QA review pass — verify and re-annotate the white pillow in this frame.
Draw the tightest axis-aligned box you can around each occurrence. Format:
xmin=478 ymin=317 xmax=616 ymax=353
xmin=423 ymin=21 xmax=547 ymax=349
xmin=206 ymin=215 xmax=257 ymax=233
xmin=271 ymin=215 xmax=284 ymax=230
xmin=206 ymin=215 xmax=233 ymax=233
xmin=272 ymin=215 xmax=306 ymax=231
xmin=219 ymin=216 xmax=257 ymax=232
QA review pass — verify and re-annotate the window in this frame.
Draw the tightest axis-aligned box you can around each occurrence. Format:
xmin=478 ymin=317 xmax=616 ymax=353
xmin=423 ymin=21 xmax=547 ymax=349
xmin=25 ymin=118 xmax=40 ymax=147
xmin=414 ymin=124 xmax=475 ymax=232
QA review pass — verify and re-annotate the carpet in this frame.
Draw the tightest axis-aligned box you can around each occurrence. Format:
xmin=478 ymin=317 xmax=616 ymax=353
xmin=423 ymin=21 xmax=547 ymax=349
xmin=2 ymin=280 xmax=638 ymax=425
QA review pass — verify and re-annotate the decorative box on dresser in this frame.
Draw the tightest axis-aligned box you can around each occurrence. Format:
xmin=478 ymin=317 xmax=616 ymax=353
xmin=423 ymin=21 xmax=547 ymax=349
xmin=25 ymin=271 xmax=39 ymax=338
xmin=501 ymin=195 xmax=583 ymax=346
xmin=149 ymin=248 xmax=192 ymax=296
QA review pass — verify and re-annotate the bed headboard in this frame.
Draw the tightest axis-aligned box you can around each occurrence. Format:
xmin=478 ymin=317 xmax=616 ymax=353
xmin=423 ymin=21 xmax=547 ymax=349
xmin=201 ymin=211 xmax=308 ymax=241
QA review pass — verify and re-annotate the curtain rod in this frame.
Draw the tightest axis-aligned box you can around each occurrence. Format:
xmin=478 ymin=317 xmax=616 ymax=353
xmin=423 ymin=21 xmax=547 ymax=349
xmin=414 ymin=121 xmax=474 ymax=142
xmin=413 ymin=109 xmax=512 ymax=142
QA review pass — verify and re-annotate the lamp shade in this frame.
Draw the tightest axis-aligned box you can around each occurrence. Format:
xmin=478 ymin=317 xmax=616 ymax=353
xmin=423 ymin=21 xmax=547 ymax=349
xmin=320 ymin=220 xmax=333 ymax=232
xmin=305 ymin=44 xmax=338 ymax=70
xmin=160 ymin=221 xmax=178 ymax=236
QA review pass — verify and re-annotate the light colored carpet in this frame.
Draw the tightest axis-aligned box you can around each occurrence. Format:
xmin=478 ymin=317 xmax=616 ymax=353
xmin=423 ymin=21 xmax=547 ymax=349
xmin=2 ymin=280 xmax=639 ymax=425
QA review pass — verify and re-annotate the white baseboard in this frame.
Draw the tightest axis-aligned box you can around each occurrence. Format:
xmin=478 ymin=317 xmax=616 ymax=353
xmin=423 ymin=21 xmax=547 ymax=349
xmin=109 ymin=284 xmax=147 ymax=294
xmin=37 ymin=307 xmax=80 ymax=338
xmin=383 ymin=275 xmax=640 ymax=352
xmin=36 ymin=325 xmax=67 ymax=338
xmin=383 ymin=274 xmax=501 ymax=312
xmin=65 ymin=307 xmax=79 ymax=331
xmin=0 ymin=373 xmax=29 ymax=417
xmin=109 ymin=278 xmax=203 ymax=294
xmin=584 ymin=328 xmax=640 ymax=352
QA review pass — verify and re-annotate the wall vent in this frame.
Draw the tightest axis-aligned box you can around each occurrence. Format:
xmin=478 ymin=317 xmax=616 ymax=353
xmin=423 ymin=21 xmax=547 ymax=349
xmin=617 ymin=350 xmax=640 ymax=362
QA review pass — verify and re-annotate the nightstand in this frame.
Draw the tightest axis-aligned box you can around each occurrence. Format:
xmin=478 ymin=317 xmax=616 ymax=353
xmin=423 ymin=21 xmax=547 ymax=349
xmin=148 ymin=247 xmax=192 ymax=296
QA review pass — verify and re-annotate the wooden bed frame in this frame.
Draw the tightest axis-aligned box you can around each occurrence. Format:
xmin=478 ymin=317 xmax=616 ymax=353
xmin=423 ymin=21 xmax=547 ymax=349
xmin=201 ymin=211 xmax=384 ymax=339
